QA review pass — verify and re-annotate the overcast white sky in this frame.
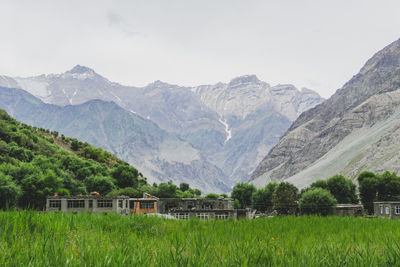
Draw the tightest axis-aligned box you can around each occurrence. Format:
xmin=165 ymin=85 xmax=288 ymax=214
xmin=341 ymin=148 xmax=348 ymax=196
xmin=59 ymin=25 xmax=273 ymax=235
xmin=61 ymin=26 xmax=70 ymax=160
xmin=0 ymin=0 xmax=399 ymax=98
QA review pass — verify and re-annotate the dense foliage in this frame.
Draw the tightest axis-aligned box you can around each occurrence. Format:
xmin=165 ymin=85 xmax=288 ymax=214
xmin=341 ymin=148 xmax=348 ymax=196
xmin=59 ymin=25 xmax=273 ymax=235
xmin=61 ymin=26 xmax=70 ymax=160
xmin=358 ymin=170 xmax=400 ymax=214
xmin=299 ymin=188 xmax=337 ymax=216
xmin=231 ymin=182 xmax=256 ymax=208
xmin=3 ymin=211 xmax=400 ymax=266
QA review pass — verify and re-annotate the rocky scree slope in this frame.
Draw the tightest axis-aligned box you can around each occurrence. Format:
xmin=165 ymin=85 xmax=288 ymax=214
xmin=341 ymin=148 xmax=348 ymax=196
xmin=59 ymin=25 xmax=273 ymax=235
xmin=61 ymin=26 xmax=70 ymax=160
xmin=251 ymin=38 xmax=400 ymax=188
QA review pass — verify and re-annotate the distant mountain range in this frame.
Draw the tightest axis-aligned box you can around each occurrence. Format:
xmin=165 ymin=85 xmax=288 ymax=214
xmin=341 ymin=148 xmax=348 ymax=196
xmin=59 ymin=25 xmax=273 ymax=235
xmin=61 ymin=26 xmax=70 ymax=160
xmin=0 ymin=66 xmax=324 ymax=192
xmin=251 ymin=38 xmax=400 ymax=188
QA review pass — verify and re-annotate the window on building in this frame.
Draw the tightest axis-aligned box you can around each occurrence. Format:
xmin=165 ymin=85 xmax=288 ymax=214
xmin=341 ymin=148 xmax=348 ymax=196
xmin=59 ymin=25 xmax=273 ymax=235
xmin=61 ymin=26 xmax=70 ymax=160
xmin=98 ymin=200 xmax=113 ymax=208
xmin=49 ymin=200 xmax=61 ymax=208
xmin=215 ymin=214 xmax=228 ymax=220
xmin=197 ymin=213 xmax=210 ymax=220
xmin=380 ymin=205 xmax=383 ymax=214
xmin=89 ymin=200 xmax=93 ymax=208
xmin=140 ymin=202 xmax=154 ymax=209
xmin=174 ymin=213 xmax=189 ymax=219
xmin=395 ymin=206 xmax=400 ymax=215
xmin=202 ymin=203 xmax=213 ymax=210
xmin=67 ymin=200 xmax=85 ymax=208
xmin=118 ymin=200 xmax=123 ymax=208
xmin=386 ymin=206 xmax=390 ymax=215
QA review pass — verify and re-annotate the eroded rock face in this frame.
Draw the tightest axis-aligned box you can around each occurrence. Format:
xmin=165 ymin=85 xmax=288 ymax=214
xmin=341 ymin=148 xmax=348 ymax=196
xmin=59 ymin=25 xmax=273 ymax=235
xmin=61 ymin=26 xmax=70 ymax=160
xmin=251 ymin=38 xmax=400 ymax=188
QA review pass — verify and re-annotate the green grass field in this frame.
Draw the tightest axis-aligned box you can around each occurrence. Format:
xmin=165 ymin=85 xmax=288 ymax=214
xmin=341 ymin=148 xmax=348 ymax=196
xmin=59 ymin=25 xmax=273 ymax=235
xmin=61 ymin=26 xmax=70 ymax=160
xmin=1 ymin=211 xmax=400 ymax=266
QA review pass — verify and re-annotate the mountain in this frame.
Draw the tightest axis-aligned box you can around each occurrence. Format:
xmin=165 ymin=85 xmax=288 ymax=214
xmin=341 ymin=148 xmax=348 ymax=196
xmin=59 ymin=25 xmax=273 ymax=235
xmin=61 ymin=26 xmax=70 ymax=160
xmin=0 ymin=86 xmax=229 ymax=193
xmin=0 ymin=67 xmax=324 ymax=189
xmin=251 ymin=38 xmax=400 ymax=188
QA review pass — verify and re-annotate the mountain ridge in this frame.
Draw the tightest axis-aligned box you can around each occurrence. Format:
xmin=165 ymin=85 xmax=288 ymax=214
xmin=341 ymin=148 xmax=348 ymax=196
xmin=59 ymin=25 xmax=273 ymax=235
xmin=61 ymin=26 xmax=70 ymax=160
xmin=251 ymin=37 xmax=400 ymax=188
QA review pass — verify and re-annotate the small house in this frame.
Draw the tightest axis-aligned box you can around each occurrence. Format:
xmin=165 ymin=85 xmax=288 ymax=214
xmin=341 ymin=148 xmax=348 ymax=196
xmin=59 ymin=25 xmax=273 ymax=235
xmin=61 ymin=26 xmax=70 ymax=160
xmin=373 ymin=202 xmax=400 ymax=219
xmin=335 ymin=204 xmax=364 ymax=216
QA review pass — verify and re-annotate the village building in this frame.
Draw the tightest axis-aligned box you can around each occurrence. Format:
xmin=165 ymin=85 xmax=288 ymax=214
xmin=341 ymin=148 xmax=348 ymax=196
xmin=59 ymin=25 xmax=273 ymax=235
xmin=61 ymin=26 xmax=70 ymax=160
xmin=373 ymin=201 xmax=400 ymax=219
xmin=157 ymin=197 xmax=236 ymax=219
xmin=46 ymin=194 xmax=235 ymax=219
xmin=46 ymin=195 xmax=130 ymax=214
xmin=335 ymin=204 xmax=364 ymax=216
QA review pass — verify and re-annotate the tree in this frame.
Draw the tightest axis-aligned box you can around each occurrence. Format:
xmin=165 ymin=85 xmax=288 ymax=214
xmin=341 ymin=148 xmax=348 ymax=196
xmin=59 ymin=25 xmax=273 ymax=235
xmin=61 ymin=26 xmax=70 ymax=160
xmin=310 ymin=180 xmax=328 ymax=190
xmin=0 ymin=173 xmax=21 ymax=209
xmin=231 ymin=182 xmax=256 ymax=208
xmin=156 ymin=182 xmax=178 ymax=198
xmin=326 ymin=175 xmax=358 ymax=204
xmin=358 ymin=171 xmax=377 ymax=214
xmin=19 ymin=170 xmax=62 ymax=208
xmin=251 ymin=182 xmax=278 ymax=213
xmin=111 ymin=164 xmax=139 ymax=189
xmin=179 ymin=182 xmax=190 ymax=192
xmin=376 ymin=171 xmax=400 ymax=201
xmin=299 ymin=188 xmax=337 ymax=216
xmin=272 ymin=182 xmax=299 ymax=215
xmin=84 ymin=175 xmax=116 ymax=195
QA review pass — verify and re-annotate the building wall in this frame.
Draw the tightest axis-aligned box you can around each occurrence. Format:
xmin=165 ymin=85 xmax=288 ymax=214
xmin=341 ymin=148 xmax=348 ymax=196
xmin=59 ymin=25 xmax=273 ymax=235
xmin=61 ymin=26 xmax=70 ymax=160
xmin=133 ymin=201 xmax=158 ymax=214
xmin=46 ymin=197 xmax=129 ymax=214
xmin=374 ymin=202 xmax=400 ymax=219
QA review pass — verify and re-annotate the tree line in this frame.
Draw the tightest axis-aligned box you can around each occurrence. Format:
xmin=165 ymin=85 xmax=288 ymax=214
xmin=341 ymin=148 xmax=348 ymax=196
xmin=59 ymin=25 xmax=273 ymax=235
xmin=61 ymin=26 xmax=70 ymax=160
xmin=231 ymin=171 xmax=400 ymax=216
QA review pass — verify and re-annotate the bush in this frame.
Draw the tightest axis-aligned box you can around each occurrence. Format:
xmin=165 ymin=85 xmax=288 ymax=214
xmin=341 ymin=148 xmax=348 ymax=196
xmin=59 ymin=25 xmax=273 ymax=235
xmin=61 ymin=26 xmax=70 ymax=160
xmin=108 ymin=187 xmax=141 ymax=198
xmin=205 ymin=193 xmax=219 ymax=199
xmin=299 ymin=188 xmax=337 ymax=216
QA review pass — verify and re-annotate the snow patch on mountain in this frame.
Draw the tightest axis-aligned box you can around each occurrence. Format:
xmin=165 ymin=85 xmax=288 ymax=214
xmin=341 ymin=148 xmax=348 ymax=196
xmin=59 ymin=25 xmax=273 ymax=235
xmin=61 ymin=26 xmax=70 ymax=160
xmin=219 ymin=117 xmax=232 ymax=144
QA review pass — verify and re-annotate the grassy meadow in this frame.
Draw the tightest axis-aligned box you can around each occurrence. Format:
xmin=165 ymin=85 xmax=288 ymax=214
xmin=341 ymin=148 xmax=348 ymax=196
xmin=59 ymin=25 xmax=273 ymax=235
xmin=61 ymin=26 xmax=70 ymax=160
xmin=1 ymin=211 xmax=400 ymax=266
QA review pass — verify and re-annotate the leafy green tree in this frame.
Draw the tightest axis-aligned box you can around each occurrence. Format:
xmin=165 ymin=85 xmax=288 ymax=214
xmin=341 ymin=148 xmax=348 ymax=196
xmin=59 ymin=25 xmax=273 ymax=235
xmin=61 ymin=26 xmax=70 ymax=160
xmin=19 ymin=170 xmax=62 ymax=208
xmin=272 ymin=182 xmax=299 ymax=215
xmin=84 ymin=175 xmax=116 ymax=195
xmin=376 ymin=171 xmax=400 ymax=201
xmin=310 ymin=180 xmax=328 ymax=190
xmin=326 ymin=175 xmax=358 ymax=204
xmin=299 ymin=188 xmax=337 ymax=216
xmin=231 ymin=182 xmax=256 ymax=208
xmin=358 ymin=171 xmax=377 ymax=214
xmin=251 ymin=182 xmax=278 ymax=213
xmin=0 ymin=172 xmax=21 ymax=209
xmin=156 ymin=182 xmax=179 ymax=198
xmin=111 ymin=164 xmax=139 ymax=188
xmin=179 ymin=182 xmax=190 ymax=192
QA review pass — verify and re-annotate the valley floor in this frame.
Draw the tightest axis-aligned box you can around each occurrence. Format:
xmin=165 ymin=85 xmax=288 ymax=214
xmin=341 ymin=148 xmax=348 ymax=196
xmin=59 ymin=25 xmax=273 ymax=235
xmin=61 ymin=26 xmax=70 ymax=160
xmin=1 ymin=211 xmax=399 ymax=266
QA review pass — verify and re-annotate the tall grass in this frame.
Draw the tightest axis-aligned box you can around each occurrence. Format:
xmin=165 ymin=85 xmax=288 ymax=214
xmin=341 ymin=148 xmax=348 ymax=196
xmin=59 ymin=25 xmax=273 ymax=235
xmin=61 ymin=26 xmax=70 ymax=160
xmin=1 ymin=211 xmax=400 ymax=266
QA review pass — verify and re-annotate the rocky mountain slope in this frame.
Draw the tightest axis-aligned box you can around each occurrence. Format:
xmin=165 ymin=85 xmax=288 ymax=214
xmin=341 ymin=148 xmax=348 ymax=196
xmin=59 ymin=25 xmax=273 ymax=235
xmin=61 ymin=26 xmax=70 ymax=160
xmin=251 ymin=38 xmax=400 ymax=188
xmin=0 ymin=67 xmax=323 ymax=190
xmin=0 ymin=86 xmax=229 ymax=193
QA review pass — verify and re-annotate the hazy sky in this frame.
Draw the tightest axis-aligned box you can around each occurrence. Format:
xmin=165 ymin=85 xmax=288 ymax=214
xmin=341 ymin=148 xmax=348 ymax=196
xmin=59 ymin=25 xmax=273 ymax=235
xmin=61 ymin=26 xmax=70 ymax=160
xmin=0 ymin=0 xmax=399 ymax=98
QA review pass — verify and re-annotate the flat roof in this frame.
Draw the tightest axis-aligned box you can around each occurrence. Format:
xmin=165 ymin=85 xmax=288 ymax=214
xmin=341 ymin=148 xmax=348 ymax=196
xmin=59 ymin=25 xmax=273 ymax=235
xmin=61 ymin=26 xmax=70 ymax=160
xmin=47 ymin=195 xmax=130 ymax=199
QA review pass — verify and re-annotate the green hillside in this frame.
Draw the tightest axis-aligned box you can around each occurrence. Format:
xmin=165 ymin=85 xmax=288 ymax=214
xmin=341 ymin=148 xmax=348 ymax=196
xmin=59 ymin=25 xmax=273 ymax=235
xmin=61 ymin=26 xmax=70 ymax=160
xmin=0 ymin=109 xmax=204 ymax=209
xmin=0 ymin=108 xmax=145 ymax=209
